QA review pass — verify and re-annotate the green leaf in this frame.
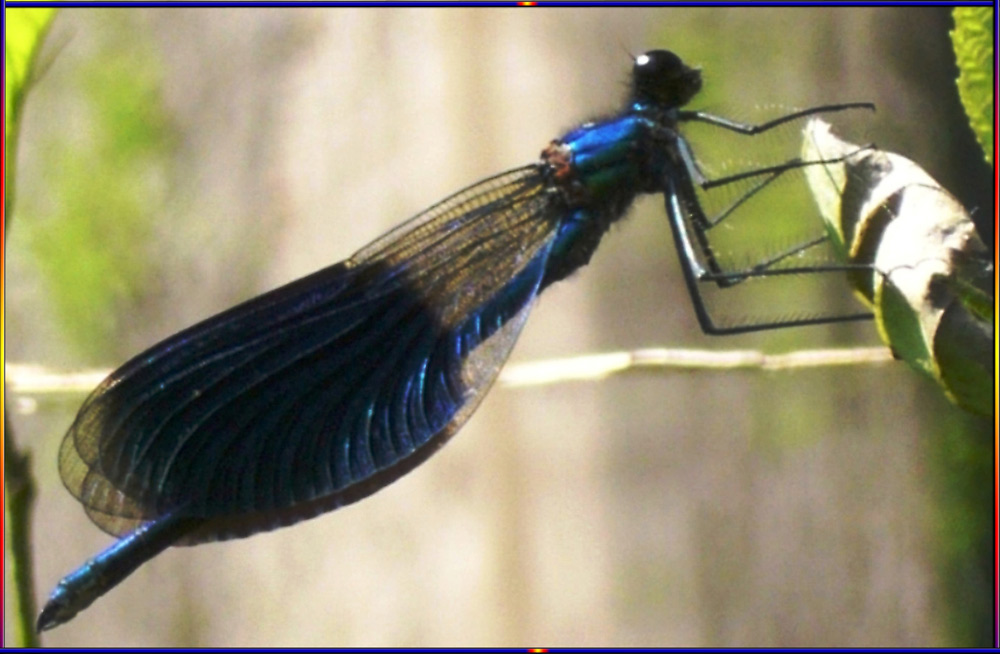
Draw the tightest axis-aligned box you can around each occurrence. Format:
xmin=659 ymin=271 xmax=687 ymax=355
xmin=951 ymin=7 xmax=994 ymax=165
xmin=4 ymin=8 xmax=56 ymax=139
xmin=18 ymin=11 xmax=178 ymax=362
xmin=803 ymin=119 xmax=994 ymax=417
xmin=934 ymin=289 xmax=992 ymax=416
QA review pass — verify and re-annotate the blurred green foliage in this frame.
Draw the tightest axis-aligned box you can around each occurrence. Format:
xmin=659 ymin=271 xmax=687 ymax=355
xmin=19 ymin=11 xmax=177 ymax=363
xmin=929 ymin=410 xmax=993 ymax=647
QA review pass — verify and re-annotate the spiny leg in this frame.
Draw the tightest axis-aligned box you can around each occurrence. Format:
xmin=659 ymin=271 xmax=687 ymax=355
xmin=665 ymin=146 xmax=875 ymax=334
xmin=678 ymin=102 xmax=875 ymax=136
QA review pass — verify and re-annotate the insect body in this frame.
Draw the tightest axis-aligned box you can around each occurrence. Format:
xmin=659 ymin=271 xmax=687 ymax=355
xmin=38 ymin=50 xmax=872 ymax=631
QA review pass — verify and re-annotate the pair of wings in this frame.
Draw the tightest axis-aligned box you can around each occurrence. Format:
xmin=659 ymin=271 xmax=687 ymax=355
xmin=58 ymin=165 xmax=564 ymax=545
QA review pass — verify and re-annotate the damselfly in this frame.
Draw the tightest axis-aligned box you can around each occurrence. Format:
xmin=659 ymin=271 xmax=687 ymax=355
xmin=38 ymin=49 xmax=873 ymax=631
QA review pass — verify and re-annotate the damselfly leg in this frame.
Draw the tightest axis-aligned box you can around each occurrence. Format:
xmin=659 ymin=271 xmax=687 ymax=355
xmin=667 ymin=102 xmax=876 ymax=335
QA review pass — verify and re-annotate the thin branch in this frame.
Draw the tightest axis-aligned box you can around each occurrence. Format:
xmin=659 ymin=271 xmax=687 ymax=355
xmin=497 ymin=346 xmax=895 ymax=388
xmin=6 ymin=347 xmax=895 ymax=402
xmin=6 ymin=363 xmax=108 ymax=396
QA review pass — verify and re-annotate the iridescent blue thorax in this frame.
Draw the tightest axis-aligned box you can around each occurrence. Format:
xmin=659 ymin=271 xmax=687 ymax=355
xmin=553 ymin=103 xmax=684 ymax=197
xmin=528 ymin=46 xmax=702 ymax=291
xmin=537 ymin=103 xmax=686 ymax=289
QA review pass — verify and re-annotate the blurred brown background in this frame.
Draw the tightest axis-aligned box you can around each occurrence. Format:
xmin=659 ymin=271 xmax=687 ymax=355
xmin=6 ymin=7 xmax=992 ymax=647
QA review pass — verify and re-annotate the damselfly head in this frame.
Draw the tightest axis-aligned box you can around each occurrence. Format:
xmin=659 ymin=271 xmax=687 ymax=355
xmin=632 ymin=49 xmax=702 ymax=108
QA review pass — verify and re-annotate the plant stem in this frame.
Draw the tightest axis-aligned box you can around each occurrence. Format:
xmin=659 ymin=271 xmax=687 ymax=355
xmin=5 ymin=410 xmax=40 ymax=647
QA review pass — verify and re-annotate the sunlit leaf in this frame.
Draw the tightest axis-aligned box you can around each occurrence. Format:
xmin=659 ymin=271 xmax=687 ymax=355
xmin=951 ymin=7 xmax=994 ymax=165
xmin=803 ymin=119 xmax=993 ymax=416
xmin=4 ymin=8 xmax=57 ymax=198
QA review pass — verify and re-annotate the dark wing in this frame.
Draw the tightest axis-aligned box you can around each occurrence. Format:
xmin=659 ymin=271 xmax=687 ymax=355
xmin=58 ymin=165 xmax=562 ymax=544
